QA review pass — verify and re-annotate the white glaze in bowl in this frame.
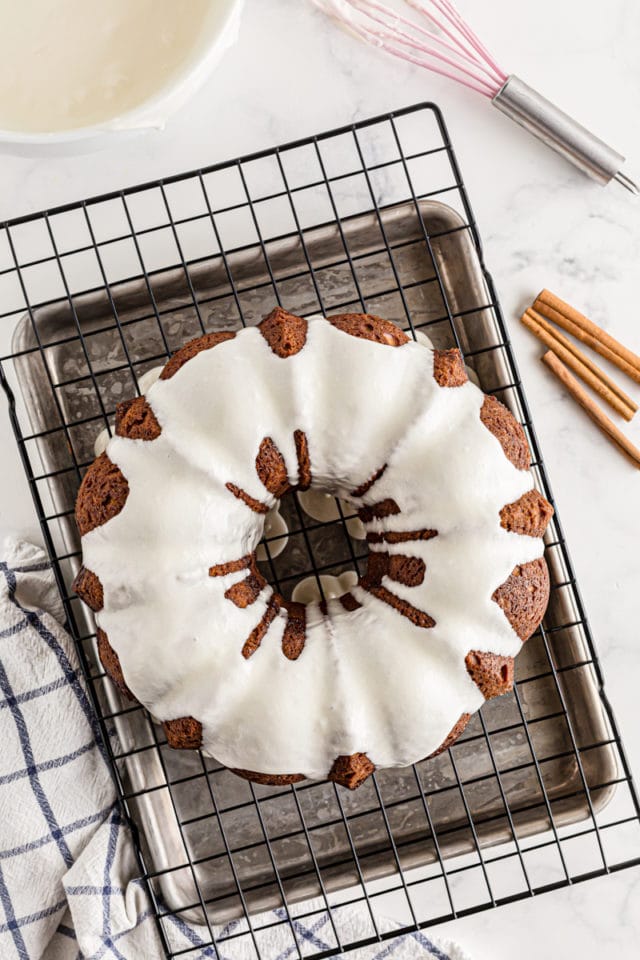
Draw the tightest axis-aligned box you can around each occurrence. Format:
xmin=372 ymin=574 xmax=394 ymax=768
xmin=0 ymin=0 xmax=243 ymax=155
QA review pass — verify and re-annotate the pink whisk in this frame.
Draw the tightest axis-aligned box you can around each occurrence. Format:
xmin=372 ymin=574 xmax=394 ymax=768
xmin=314 ymin=0 xmax=637 ymax=194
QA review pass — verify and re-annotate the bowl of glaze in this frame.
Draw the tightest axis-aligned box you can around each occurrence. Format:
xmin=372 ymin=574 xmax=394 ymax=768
xmin=0 ymin=0 xmax=244 ymax=155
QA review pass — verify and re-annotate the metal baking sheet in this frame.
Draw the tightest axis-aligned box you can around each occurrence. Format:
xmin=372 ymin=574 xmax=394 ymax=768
xmin=11 ymin=198 xmax=617 ymax=924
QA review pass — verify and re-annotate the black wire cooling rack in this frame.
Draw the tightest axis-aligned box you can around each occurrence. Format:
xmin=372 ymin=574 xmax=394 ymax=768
xmin=1 ymin=103 xmax=640 ymax=959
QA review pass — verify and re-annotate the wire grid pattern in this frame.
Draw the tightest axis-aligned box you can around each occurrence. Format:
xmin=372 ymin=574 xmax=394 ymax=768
xmin=1 ymin=103 xmax=639 ymax=959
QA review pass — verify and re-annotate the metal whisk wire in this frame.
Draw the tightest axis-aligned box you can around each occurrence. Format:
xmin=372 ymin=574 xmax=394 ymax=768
xmin=314 ymin=0 xmax=638 ymax=193
xmin=315 ymin=0 xmax=506 ymax=95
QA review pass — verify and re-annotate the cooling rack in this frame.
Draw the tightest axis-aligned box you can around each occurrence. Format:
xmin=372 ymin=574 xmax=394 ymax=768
xmin=1 ymin=103 xmax=639 ymax=959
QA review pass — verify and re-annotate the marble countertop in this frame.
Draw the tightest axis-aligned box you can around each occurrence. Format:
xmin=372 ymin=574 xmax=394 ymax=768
xmin=1 ymin=0 xmax=639 ymax=955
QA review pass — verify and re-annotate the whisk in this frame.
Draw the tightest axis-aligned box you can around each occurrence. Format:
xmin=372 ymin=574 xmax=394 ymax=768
xmin=313 ymin=0 xmax=637 ymax=194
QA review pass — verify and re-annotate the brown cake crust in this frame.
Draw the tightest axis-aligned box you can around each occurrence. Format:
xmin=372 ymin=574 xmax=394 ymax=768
xmin=339 ymin=592 xmax=362 ymax=612
xmin=500 ymin=489 xmax=554 ymax=538
xmin=357 ymin=499 xmax=401 ymax=523
xmin=259 ymin=307 xmax=308 ymax=357
xmin=75 ymin=453 xmax=129 ymax=537
xmin=224 ymin=570 xmax=267 ymax=608
xmin=256 ymin=437 xmax=290 ymax=497
xmin=465 ymin=650 xmax=514 ymax=699
xmin=160 ymin=330 xmax=236 ymax=380
xmin=294 ymin=429 xmax=312 ymax=490
xmin=231 ymin=768 xmax=306 ymax=786
xmin=361 ymin=582 xmax=436 ymax=629
xmin=115 ymin=396 xmax=161 ymax=441
xmin=163 ymin=717 xmax=203 ymax=750
xmin=73 ymin=566 xmax=104 ymax=612
xmin=426 ymin=713 xmax=471 ymax=759
xmin=242 ymin=596 xmax=281 ymax=659
xmin=364 ymin=551 xmax=426 ymax=588
xmin=480 ymin=395 xmax=530 ymax=471
xmin=366 ymin=528 xmax=438 ymax=545
xmin=433 ymin=348 xmax=468 ymax=387
xmin=209 ymin=555 xmax=252 ymax=577
xmin=328 ymin=313 xmax=409 ymax=347
xmin=360 ymin=546 xmax=435 ymax=629
xmin=225 ymin=482 xmax=269 ymax=514
xmin=492 ymin=557 xmax=550 ymax=641
xmin=281 ymin=601 xmax=306 ymax=660
xmin=328 ymin=753 xmax=376 ymax=790
xmin=96 ymin=628 xmax=133 ymax=699
xmin=351 ymin=464 xmax=388 ymax=498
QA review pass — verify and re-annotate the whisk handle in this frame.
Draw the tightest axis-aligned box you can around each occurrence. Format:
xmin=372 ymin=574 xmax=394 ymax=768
xmin=492 ymin=75 xmax=636 ymax=192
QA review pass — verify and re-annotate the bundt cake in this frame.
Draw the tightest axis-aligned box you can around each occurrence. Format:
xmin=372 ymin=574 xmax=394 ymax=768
xmin=74 ymin=308 xmax=553 ymax=789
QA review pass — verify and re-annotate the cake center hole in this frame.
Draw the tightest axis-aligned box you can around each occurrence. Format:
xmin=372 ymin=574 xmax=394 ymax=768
xmin=256 ymin=488 xmax=367 ymax=603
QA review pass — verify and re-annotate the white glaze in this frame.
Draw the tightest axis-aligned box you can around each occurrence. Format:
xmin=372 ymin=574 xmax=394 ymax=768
xmin=0 ymin=0 xmax=215 ymax=134
xmin=93 ymin=427 xmax=111 ymax=458
xmin=298 ymin=489 xmax=345 ymax=522
xmin=81 ymin=316 xmax=543 ymax=779
xmin=256 ymin=506 xmax=288 ymax=561
xmin=292 ymin=571 xmax=358 ymax=605
xmin=345 ymin=515 xmax=366 ymax=540
xmin=298 ymin=488 xmax=366 ymax=539
xmin=137 ymin=366 xmax=164 ymax=396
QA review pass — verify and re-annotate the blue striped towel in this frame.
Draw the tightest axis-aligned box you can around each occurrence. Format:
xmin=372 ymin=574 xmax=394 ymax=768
xmin=0 ymin=539 xmax=470 ymax=960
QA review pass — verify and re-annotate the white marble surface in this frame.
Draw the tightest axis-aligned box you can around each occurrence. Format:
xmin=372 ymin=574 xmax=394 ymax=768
xmin=1 ymin=0 xmax=639 ymax=955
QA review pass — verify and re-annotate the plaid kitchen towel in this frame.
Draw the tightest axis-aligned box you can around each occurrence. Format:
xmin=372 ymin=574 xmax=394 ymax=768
xmin=0 ymin=538 xmax=470 ymax=960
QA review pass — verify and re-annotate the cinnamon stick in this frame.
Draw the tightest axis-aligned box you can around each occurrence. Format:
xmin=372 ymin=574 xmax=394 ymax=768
xmin=521 ymin=308 xmax=637 ymax=420
xmin=534 ymin=290 xmax=640 ymax=385
xmin=542 ymin=350 xmax=640 ymax=468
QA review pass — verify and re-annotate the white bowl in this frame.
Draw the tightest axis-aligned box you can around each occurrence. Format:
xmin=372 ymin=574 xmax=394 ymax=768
xmin=0 ymin=0 xmax=244 ymax=156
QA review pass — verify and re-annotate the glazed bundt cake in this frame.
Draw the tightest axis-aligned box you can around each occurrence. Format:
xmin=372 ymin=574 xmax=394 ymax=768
xmin=74 ymin=309 xmax=553 ymax=789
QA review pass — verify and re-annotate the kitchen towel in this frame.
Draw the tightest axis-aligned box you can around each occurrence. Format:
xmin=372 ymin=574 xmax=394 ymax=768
xmin=0 ymin=538 xmax=470 ymax=960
